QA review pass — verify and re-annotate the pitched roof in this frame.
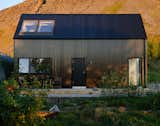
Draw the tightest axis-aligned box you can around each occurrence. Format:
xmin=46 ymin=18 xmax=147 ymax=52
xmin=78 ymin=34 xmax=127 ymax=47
xmin=14 ymin=14 xmax=147 ymax=39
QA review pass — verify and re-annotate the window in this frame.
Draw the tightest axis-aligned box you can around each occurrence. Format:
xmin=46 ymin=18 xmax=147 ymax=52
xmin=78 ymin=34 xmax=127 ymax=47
xmin=18 ymin=58 xmax=51 ymax=74
xmin=19 ymin=58 xmax=29 ymax=73
xmin=37 ymin=20 xmax=55 ymax=33
xmin=20 ymin=20 xmax=55 ymax=34
xmin=30 ymin=58 xmax=51 ymax=73
xmin=21 ymin=20 xmax=38 ymax=33
xmin=128 ymin=58 xmax=141 ymax=86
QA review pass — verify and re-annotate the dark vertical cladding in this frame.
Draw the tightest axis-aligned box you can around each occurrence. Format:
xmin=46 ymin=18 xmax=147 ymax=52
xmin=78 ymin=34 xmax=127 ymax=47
xmin=14 ymin=39 xmax=145 ymax=87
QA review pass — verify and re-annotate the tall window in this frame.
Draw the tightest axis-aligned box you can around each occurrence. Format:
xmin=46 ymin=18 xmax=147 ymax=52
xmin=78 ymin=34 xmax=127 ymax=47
xmin=38 ymin=20 xmax=55 ymax=33
xmin=18 ymin=58 xmax=51 ymax=74
xmin=19 ymin=58 xmax=29 ymax=73
xmin=128 ymin=58 xmax=141 ymax=86
xmin=21 ymin=20 xmax=38 ymax=33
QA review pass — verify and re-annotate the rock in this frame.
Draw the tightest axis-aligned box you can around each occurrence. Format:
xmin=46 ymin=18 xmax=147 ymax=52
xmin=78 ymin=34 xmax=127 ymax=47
xmin=136 ymin=86 xmax=144 ymax=96
xmin=118 ymin=106 xmax=126 ymax=112
xmin=92 ymin=88 xmax=98 ymax=91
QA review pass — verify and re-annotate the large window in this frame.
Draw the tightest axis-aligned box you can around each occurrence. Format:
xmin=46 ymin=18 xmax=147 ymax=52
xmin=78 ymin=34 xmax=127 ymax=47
xmin=38 ymin=20 xmax=55 ymax=33
xmin=21 ymin=20 xmax=38 ymax=33
xmin=18 ymin=58 xmax=51 ymax=74
xmin=20 ymin=20 xmax=55 ymax=34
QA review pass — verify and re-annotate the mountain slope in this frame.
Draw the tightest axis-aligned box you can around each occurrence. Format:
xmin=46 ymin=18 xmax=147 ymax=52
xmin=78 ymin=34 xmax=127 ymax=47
xmin=0 ymin=0 xmax=38 ymax=55
xmin=0 ymin=0 xmax=160 ymax=55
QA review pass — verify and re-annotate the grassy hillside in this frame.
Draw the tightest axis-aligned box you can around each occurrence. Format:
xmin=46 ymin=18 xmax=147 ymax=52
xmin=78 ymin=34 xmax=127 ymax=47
xmin=0 ymin=0 xmax=160 ymax=56
xmin=0 ymin=0 xmax=37 ymax=55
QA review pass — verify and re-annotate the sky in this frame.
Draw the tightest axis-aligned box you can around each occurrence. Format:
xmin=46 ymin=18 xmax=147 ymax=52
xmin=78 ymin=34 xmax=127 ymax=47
xmin=0 ymin=0 xmax=24 ymax=10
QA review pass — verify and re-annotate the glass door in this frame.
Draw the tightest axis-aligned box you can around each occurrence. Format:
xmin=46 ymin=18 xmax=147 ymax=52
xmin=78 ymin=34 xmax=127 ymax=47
xmin=129 ymin=58 xmax=141 ymax=86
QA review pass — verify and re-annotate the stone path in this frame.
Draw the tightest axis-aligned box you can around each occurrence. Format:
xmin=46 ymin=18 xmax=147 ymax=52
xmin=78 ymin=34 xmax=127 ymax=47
xmin=30 ymin=86 xmax=160 ymax=98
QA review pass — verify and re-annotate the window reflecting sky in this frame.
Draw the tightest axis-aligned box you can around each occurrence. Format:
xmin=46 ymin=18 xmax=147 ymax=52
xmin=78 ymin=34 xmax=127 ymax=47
xmin=19 ymin=58 xmax=29 ymax=73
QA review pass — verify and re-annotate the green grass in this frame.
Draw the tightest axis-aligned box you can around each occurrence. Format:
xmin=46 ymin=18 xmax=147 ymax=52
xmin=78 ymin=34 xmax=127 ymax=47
xmin=57 ymin=94 xmax=160 ymax=111
xmin=148 ymin=59 xmax=160 ymax=83
xmin=44 ymin=95 xmax=160 ymax=126
xmin=1 ymin=78 xmax=160 ymax=125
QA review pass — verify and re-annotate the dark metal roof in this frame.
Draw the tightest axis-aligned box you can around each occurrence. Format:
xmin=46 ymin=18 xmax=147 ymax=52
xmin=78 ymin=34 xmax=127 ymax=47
xmin=14 ymin=14 xmax=147 ymax=39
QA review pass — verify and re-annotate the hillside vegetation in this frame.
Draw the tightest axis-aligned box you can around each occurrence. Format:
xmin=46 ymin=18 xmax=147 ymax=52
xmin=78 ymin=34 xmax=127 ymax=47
xmin=0 ymin=0 xmax=160 ymax=56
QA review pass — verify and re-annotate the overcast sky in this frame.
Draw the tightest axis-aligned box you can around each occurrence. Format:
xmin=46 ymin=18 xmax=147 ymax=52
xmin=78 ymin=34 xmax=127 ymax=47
xmin=0 ymin=0 xmax=24 ymax=10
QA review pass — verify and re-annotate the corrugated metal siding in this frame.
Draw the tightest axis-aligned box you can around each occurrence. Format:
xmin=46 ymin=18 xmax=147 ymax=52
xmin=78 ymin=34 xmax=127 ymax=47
xmin=14 ymin=39 xmax=145 ymax=86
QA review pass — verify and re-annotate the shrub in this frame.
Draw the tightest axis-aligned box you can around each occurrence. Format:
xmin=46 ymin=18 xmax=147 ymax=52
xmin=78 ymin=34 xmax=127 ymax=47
xmin=98 ymin=66 xmax=127 ymax=88
xmin=151 ymin=93 xmax=160 ymax=111
xmin=148 ymin=59 xmax=160 ymax=83
xmin=0 ymin=56 xmax=13 ymax=79
xmin=0 ymin=79 xmax=46 ymax=126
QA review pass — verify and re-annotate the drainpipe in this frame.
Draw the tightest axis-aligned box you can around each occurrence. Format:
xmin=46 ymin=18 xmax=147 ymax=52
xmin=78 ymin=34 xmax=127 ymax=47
xmin=144 ymin=39 xmax=147 ymax=87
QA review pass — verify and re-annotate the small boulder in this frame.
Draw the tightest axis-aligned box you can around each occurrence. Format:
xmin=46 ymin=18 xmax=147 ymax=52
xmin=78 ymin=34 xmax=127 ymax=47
xmin=118 ymin=106 xmax=126 ymax=113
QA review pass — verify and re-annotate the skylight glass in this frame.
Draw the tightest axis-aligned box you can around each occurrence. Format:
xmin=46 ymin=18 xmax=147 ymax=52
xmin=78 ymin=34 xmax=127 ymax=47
xmin=37 ymin=20 xmax=55 ymax=33
xmin=21 ymin=20 xmax=38 ymax=32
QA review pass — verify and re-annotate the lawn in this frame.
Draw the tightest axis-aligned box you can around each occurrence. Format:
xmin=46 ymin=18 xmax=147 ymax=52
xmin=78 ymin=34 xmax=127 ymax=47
xmin=1 ymin=78 xmax=160 ymax=126
xmin=45 ymin=96 xmax=160 ymax=126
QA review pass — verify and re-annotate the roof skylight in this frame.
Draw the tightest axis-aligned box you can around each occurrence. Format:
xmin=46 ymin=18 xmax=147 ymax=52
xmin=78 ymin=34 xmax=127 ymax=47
xmin=21 ymin=20 xmax=38 ymax=33
xmin=37 ymin=20 xmax=55 ymax=33
xmin=20 ymin=20 xmax=55 ymax=34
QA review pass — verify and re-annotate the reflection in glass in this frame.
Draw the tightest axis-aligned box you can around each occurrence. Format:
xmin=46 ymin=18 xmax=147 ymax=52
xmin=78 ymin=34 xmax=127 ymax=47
xmin=19 ymin=58 xmax=51 ymax=74
xmin=19 ymin=58 xmax=29 ymax=73
xmin=30 ymin=58 xmax=51 ymax=74
xmin=21 ymin=20 xmax=38 ymax=32
xmin=129 ymin=58 xmax=141 ymax=86
xmin=37 ymin=20 xmax=54 ymax=33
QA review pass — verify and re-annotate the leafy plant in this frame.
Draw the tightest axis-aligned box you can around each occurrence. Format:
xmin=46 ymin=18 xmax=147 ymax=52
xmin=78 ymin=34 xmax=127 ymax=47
xmin=0 ymin=79 xmax=46 ymax=126
xmin=148 ymin=58 xmax=160 ymax=83
xmin=151 ymin=93 xmax=160 ymax=111
xmin=98 ymin=66 xmax=127 ymax=88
